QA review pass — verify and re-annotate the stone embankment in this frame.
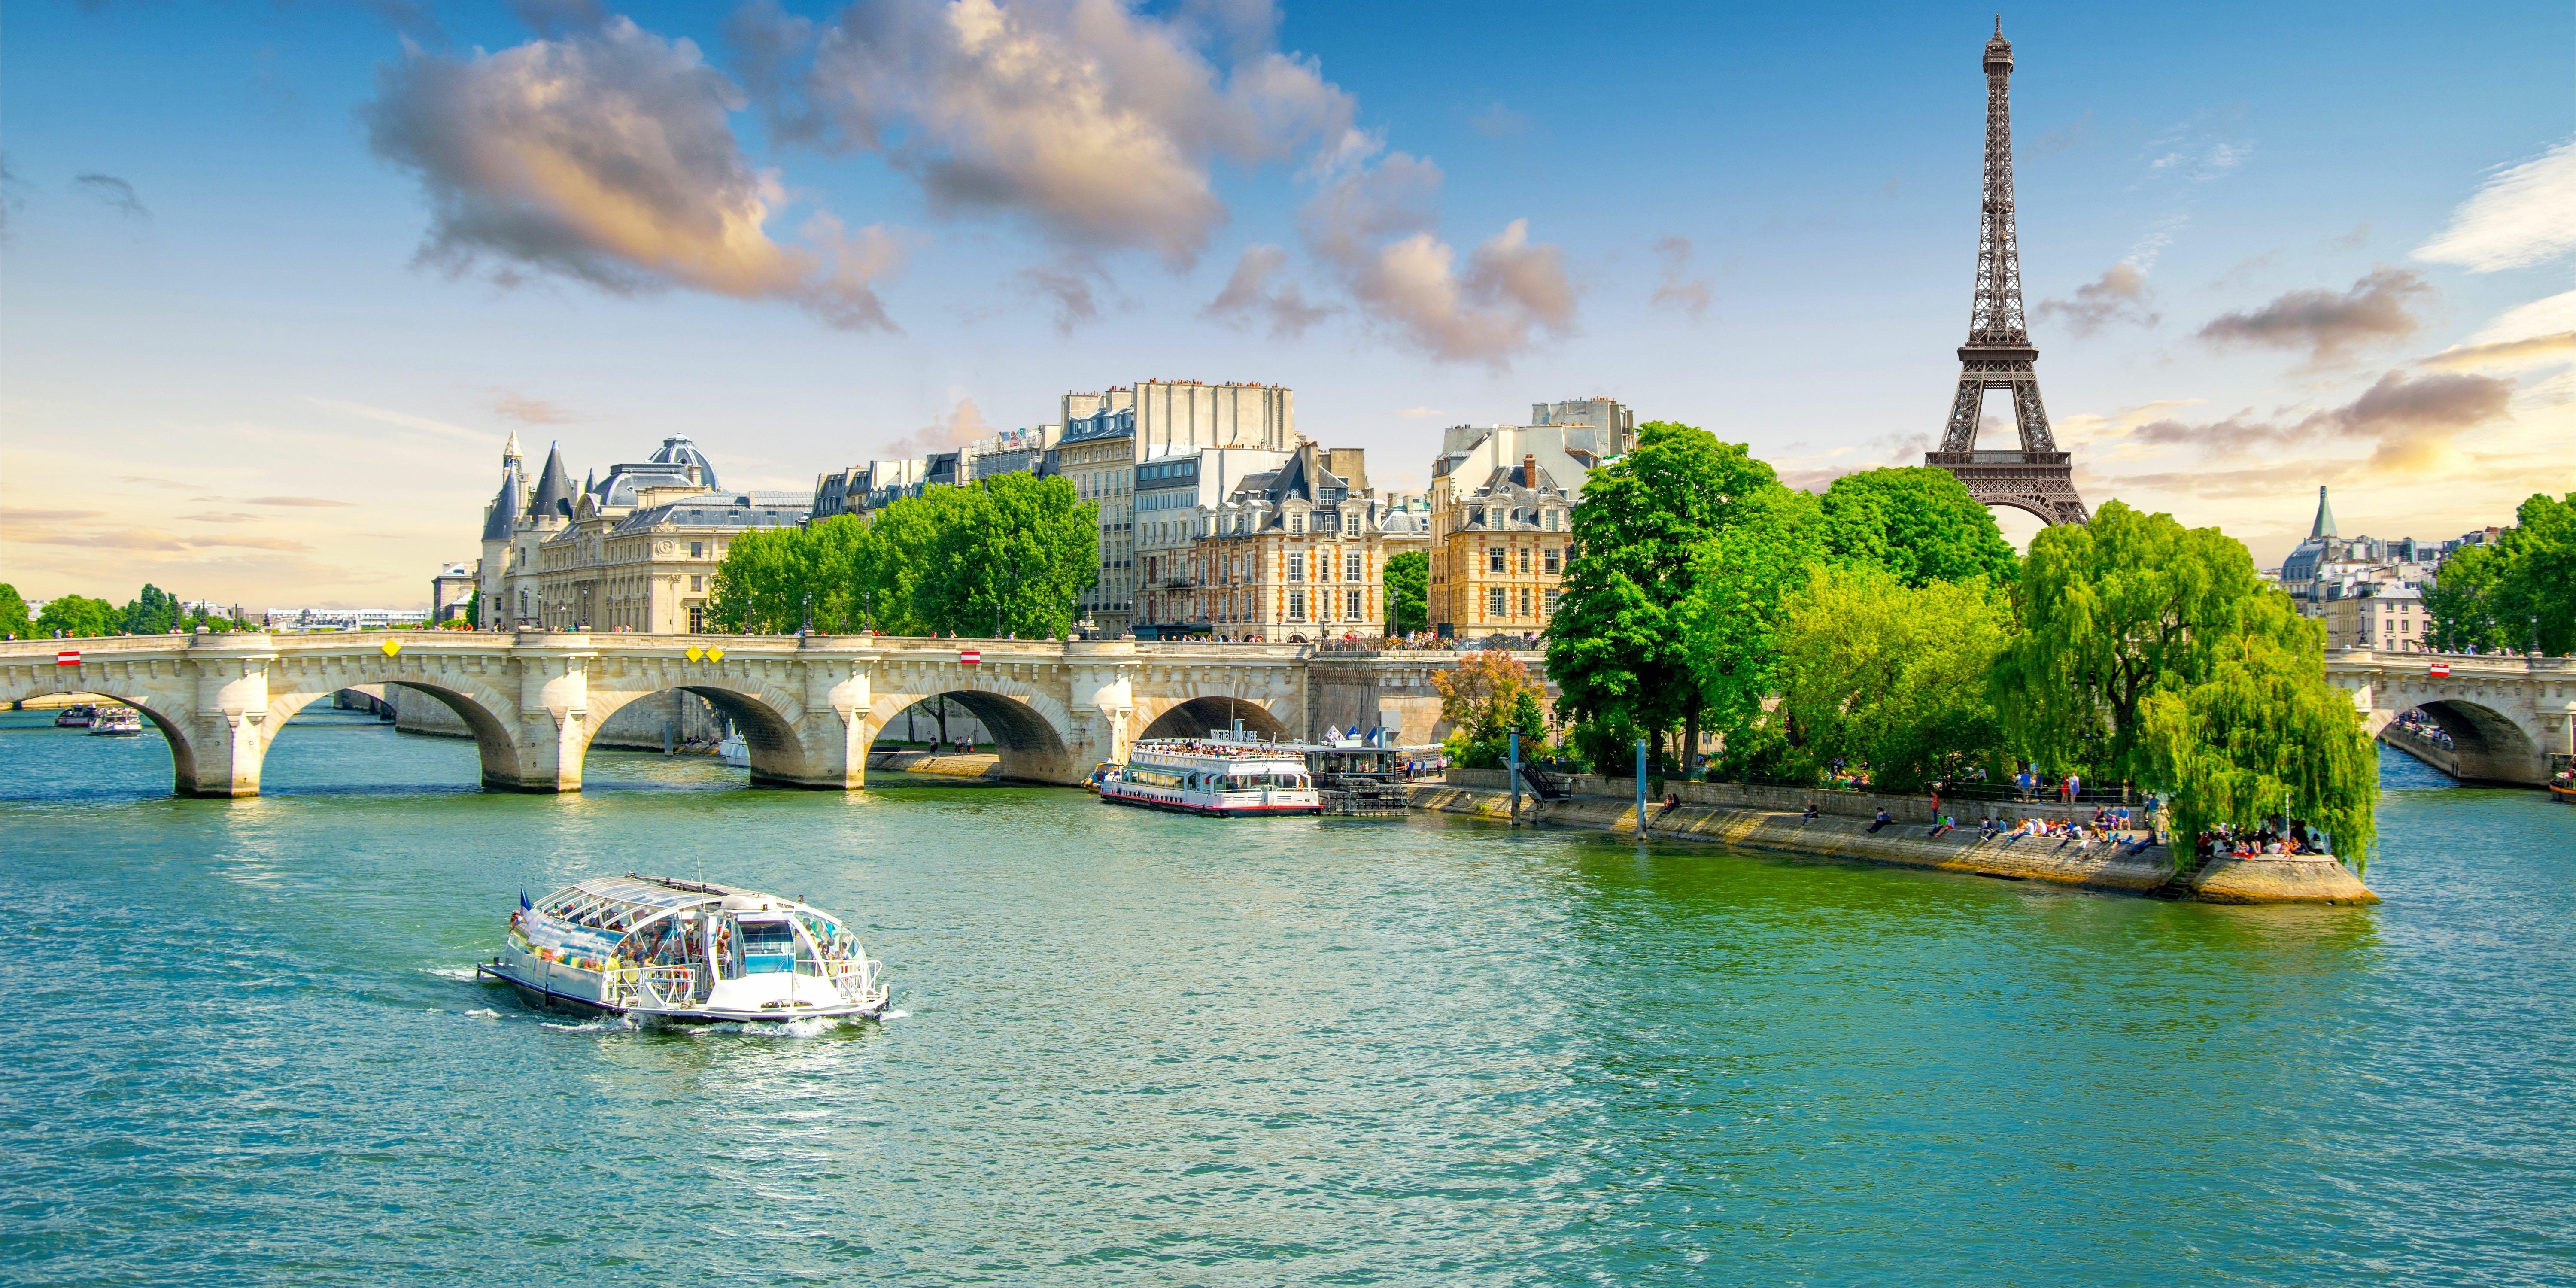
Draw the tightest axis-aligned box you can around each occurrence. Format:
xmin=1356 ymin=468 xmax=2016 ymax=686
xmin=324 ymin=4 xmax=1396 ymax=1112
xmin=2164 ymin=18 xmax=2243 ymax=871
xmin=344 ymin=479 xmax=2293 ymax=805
xmin=866 ymin=748 xmax=1002 ymax=778
xmin=1416 ymin=772 xmax=2376 ymax=905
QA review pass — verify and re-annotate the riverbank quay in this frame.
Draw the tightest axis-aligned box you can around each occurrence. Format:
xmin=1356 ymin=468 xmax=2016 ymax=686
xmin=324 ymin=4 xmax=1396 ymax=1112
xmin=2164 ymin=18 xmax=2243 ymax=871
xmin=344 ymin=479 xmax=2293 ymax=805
xmin=1415 ymin=774 xmax=2376 ymax=905
xmin=866 ymin=747 xmax=1002 ymax=778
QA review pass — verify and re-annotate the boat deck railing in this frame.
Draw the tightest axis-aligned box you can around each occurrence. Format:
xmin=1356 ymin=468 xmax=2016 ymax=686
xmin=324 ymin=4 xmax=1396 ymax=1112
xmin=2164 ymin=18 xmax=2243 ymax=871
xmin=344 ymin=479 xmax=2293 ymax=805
xmin=602 ymin=963 xmax=699 ymax=1010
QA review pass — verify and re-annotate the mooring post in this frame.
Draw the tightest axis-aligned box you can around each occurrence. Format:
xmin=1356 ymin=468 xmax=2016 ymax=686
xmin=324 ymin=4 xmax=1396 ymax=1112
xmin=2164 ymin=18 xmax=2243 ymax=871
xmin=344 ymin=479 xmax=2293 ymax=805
xmin=1508 ymin=729 xmax=1522 ymax=825
xmin=1635 ymin=738 xmax=1648 ymax=837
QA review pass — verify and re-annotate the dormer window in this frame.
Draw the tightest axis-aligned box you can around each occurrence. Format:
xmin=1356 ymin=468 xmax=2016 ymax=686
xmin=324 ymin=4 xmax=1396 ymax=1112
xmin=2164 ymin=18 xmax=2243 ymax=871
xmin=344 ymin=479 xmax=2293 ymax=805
xmin=1289 ymin=514 xmax=1304 ymax=534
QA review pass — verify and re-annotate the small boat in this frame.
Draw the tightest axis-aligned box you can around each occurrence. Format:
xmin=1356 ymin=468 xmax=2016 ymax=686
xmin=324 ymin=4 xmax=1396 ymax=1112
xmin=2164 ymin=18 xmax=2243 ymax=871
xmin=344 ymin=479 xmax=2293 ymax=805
xmin=1099 ymin=732 xmax=1321 ymax=817
xmin=478 ymin=874 xmax=888 ymax=1023
xmin=2551 ymin=771 xmax=2576 ymax=803
xmin=717 ymin=731 xmax=750 ymax=768
xmin=88 ymin=706 xmax=142 ymax=736
xmin=54 ymin=704 xmax=95 ymax=728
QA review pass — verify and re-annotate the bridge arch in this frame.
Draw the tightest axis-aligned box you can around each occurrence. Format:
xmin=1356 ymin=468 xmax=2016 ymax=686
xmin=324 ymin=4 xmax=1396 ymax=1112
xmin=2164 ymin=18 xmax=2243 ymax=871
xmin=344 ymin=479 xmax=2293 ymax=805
xmin=2385 ymin=697 xmax=2546 ymax=784
xmin=584 ymin=682 xmax=814 ymax=787
xmin=267 ymin=677 xmax=527 ymax=791
xmin=3 ymin=678 xmax=205 ymax=795
xmin=1136 ymin=694 xmax=1295 ymax=741
xmin=864 ymin=686 xmax=1075 ymax=784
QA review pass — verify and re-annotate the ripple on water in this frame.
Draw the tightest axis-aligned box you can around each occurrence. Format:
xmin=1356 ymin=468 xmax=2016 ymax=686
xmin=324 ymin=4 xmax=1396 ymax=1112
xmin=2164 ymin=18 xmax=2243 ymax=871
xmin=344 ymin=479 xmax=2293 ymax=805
xmin=1 ymin=733 xmax=2571 ymax=1285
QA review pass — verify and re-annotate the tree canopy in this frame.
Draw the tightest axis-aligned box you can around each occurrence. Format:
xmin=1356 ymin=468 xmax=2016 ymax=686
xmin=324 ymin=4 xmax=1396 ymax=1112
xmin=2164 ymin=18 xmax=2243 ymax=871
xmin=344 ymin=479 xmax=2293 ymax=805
xmin=1434 ymin=649 xmax=1548 ymax=769
xmin=2424 ymin=492 xmax=2575 ymax=655
xmin=707 ymin=476 xmax=1097 ymax=637
xmin=1383 ymin=550 xmax=1428 ymax=635
xmin=0 ymin=585 xmax=30 ymax=641
xmin=1677 ymin=484 xmax=1824 ymax=740
xmin=1546 ymin=422 xmax=1777 ymax=769
xmin=1817 ymin=467 xmax=2019 ymax=587
xmin=1774 ymin=565 xmax=2015 ymax=794
xmin=36 ymin=595 xmax=120 ymax=638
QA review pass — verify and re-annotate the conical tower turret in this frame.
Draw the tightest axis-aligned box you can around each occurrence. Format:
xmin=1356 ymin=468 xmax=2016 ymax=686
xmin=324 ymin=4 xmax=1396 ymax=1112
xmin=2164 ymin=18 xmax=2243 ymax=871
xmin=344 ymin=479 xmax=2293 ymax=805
xmin=2309 ymin=486 xmax=2338 ymax=540
xmin=527 ymin=443 xmax=576 ymax=522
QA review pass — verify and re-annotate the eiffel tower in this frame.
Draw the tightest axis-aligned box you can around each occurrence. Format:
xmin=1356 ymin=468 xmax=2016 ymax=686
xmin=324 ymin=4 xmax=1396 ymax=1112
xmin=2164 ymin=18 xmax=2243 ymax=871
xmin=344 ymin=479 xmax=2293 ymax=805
xmin=1926 ymin=18 xmax=2090 ymax=526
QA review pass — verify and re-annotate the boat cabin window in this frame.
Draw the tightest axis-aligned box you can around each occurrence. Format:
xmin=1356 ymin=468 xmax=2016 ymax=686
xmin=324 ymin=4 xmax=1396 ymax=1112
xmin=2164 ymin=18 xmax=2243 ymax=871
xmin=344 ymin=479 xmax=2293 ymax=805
xmin=736 ymin=917 xmax=799 ymax=975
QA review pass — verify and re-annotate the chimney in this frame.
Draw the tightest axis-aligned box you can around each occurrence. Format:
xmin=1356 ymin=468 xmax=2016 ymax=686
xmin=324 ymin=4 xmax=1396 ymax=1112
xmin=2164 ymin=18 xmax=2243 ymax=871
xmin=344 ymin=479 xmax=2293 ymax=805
xmin=1521 ymin=453 xmax=1537 ymax=489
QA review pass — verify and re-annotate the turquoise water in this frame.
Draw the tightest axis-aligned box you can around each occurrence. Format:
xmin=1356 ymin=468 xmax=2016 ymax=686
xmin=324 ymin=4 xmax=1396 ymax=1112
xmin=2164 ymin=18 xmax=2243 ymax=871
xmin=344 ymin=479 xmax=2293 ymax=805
xmin=3 ymin=711 xmax=2571 ymax=1285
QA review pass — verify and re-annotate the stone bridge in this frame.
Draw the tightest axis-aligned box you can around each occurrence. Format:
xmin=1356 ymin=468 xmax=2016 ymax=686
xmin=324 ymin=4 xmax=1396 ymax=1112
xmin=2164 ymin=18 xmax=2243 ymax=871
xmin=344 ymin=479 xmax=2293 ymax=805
xmin=0 ymin=632 xmax=1531 ymax=797
xmin=2324 ymin=649 xmax=2576 ymax=785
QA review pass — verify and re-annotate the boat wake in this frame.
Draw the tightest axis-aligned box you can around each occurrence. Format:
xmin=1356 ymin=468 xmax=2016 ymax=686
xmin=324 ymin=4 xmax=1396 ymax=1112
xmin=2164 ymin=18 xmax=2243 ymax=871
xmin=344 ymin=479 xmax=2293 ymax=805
xmin=423 ymin=965 xmax=485 ymax=981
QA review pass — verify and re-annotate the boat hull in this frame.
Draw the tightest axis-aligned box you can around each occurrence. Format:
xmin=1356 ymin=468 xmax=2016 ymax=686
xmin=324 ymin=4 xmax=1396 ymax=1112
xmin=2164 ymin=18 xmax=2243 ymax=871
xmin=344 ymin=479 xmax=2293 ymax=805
xmin=2551 ymin=784 xmax=2576 ymax=804
xmin=477 ymin=963 xmax=884 ymax=1024
xmin=1098 ymin=786 xmax=1319 ymax=817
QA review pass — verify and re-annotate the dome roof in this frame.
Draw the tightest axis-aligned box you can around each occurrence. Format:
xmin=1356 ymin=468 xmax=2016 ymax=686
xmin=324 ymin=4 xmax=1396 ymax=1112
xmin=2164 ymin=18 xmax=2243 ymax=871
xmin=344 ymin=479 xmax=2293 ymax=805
xmin=647 ymin=434 xmax=719 ymax=489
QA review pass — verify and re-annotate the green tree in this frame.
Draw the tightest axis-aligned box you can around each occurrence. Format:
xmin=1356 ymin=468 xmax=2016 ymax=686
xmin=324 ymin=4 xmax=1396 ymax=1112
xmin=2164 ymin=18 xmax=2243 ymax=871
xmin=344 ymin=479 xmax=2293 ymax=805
xmin=1678 ymin=484 xmax=1825 ymax=747
xmin=2138 ymin=629 xmax=2379 ymax=870
xmin=0 ymin=584 xmax=32 ymax=640
xmin=1817 ymin=467 xmax=2019 ymax=587
xmin=1995 ymin=500 xmax=2342 ymax=789
xmin=2424 ymin=493 xmax=2576 ymax=656
xmin=1774 ymin=565 xmax=2015 ymax=793
xmin=1547 ymin=422 xmax=1777 ymax=773
xmin=914 ymin=473 xmax=1097 ymax=638
xmin=704 ymin=526 xmax=805 ymax=633
xmin=36 ymin=595 xmax=119 ymax=638
xmin=850 ymin=500 xmax=944 ymax=635
xmin=122 ymin=584 xmax=182 ymax=635
xmin=1383 ymin=550 xmax=1428 ymax=635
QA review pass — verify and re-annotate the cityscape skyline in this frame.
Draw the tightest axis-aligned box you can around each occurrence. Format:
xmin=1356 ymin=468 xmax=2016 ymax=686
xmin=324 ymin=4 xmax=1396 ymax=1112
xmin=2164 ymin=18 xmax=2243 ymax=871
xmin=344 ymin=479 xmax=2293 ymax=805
xmin=3 ymin=1 xmax=2569 ymax=608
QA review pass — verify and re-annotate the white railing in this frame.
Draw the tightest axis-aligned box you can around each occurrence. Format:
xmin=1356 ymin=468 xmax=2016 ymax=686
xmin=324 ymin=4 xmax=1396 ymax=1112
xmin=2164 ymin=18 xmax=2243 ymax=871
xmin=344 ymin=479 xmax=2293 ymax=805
xmin=817 ymin=957 xmax=887 ymax=1008
xmin=601 ymin=963 xmax=699 ymax=1010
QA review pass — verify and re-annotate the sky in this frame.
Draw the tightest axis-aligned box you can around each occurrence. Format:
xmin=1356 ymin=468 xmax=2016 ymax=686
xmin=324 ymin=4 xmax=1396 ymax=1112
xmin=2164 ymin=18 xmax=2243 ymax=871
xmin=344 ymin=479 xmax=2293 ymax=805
xmin=2 ymin=0 xmax=2569 ymax=610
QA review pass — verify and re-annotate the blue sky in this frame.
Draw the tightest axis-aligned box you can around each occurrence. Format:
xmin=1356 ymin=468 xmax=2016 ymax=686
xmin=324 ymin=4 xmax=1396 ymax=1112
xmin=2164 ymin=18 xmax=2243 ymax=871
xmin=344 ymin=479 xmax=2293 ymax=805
xmin=3 ymin=0 xmax=2569 ymax=608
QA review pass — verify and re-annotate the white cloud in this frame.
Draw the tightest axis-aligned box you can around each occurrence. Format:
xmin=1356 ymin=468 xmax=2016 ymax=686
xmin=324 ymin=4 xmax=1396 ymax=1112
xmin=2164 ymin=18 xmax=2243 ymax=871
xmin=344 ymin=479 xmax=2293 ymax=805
xmin=2416 ymin=137 xmax=2576 ymax=272
xmin=2464 ymin=289 xmax=2576 ymax=348
xmin=1297 ymin=148 xmax=1574 ymax=365
xmin=363 ymin=18 xmax=903 ymax=328
xmin=748 ymin=0 xmax=1355 ymax=267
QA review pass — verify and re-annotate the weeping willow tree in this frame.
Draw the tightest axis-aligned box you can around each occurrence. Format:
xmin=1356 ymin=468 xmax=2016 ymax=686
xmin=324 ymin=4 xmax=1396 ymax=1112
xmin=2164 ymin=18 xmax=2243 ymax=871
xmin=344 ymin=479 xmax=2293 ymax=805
xmin=1999 ymin=501 xmax=2378 ymax=870
xmin=2138 ymin=629 xmax=2379 ymax=870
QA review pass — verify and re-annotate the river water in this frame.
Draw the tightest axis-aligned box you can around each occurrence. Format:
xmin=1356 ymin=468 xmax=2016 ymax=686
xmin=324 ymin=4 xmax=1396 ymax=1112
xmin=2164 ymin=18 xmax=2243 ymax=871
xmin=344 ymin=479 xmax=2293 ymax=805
xmin=3 ymin=710 xmax=2570 ymax=1285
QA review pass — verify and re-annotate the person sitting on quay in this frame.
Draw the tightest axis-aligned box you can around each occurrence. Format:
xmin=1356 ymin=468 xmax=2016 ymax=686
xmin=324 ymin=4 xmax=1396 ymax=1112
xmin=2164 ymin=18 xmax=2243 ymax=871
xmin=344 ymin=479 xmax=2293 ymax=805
xmin=1929 ymin=814 xmax=1957 ymax=839
xmin=1802 ymin=801 xmax=1820 ymax=822
xmin=1866 ymin=808 xmax=1893 ymax=834
xmin=1978 ymin=815 xmax=2002 ymax=840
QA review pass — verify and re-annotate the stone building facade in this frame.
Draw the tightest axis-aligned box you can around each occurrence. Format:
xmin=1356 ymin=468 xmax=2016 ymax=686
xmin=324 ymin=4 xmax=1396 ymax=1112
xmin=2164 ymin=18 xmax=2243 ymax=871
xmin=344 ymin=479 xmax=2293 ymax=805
xmin=1168 ymin=444 xmax=1394 ymax=641
xmin=1428 ymin=454 xmax=1577 ymax=638
xmin=473 ymin=433 xmax=808 ymax=633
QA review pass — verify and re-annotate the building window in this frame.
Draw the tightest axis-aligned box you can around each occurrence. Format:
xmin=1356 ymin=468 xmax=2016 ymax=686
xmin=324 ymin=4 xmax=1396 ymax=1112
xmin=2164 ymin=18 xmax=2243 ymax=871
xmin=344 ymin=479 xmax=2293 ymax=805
xmin=1544 ymin=588 xmax=1561 ymax=615
xmin=1543 ymin=548 xmax=1561 ymax=575
xmin=1345 ymin=513 xmax=1360 ymax=536
xmin=1345 ymin=552 xmax=1364 ymax=581
xmin=1489 ymin=547 xmax=1506 ymax=573
xmin=690 ymin=574 xmax=704 ymax=592
xmin=1545 ymin=509 xmax=1558 ymax=531
xmin=1346 ymin=588 xmax=1364 ymax=620
xmin=1518 ymin=548 xmax=1531 ymax=574
xmin=689 ymin=541 xmax=703 ymax=558
xmin=1287 ymin=552 xmax=1305 ymax=581
xmin=1290 ymin=514 xmax=1304 ymax=534
xmin=1488 ymin=587 xmax=1507 ymax=617
xmin=1520 ymin=587 xmax=1531 ymax=616
xmin=1289 ymin=590 xmax=1307 ymax=621
xmin=689 ymin=605 xmax=705 ymax=633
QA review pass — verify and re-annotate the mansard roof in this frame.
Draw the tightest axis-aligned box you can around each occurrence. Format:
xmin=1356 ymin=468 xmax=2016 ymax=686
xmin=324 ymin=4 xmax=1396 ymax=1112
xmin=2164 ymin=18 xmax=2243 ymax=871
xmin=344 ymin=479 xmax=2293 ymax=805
xmin=647 ymin=434 xmax=720 ymax=489
xmin=611 ymin=492 xmax=814 ymax=535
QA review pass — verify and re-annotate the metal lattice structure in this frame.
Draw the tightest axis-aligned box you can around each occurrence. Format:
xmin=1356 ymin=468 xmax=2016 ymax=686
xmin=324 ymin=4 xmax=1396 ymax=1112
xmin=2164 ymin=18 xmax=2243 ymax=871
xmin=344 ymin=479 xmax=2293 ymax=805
xmin=1927 ymin=18 xmax=2091 ymax=527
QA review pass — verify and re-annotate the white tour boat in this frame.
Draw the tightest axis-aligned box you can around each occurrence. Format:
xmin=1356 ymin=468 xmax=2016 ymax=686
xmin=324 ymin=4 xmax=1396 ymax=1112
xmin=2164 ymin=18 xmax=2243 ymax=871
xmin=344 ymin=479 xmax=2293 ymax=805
xmin=1098 ymin=734 xmax=1321 ymax=817
xmin=88 ymin=705 xmax=143 ymax=736
xmin=477 ymin=874 xmax=888 ymax=1023
xmin=717 ymin=731 xmax=750 ymax=768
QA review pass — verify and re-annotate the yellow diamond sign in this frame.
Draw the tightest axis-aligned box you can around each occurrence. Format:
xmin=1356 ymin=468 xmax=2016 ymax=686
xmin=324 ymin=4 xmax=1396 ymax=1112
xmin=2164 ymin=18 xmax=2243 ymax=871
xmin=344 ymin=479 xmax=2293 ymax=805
xmin=381 ymin=639 xmax=402 ymax=657
xmin=707 ymin=646 xmax=726 ymax=662
xmin=684 ymin=644 xmax=704 ymax=662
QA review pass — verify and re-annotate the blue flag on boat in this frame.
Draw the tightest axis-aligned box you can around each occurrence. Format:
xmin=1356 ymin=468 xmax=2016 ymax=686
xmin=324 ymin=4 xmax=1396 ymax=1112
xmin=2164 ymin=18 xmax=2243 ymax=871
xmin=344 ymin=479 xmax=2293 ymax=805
xmin=520 ymin=889 xmax=532 ymax=911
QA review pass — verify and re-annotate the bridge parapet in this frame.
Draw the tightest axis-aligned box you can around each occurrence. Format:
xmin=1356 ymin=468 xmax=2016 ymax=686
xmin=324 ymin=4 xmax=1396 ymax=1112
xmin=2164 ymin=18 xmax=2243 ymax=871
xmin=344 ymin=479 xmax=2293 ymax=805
xmin=0 ymin=631 xmax=1518 ymax=796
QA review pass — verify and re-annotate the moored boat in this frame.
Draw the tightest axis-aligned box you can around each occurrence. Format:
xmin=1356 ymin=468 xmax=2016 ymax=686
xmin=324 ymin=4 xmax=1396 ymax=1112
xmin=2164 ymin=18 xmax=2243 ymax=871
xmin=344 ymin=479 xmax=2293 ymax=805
xmin=477 ymin=874 xmax=888 ymax=1023
xmin=717 ymin=731 xmax=750 ymax=768
xmin=1099 ymin=734 xmax=1321 ymax=816
xmin=2551 ymin=769 xmax=2575 ymax=803
xmin=54 ymin=703 xmax=95 ymax=728
xmin=88 ymin=706 xmax=142 ymax=736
